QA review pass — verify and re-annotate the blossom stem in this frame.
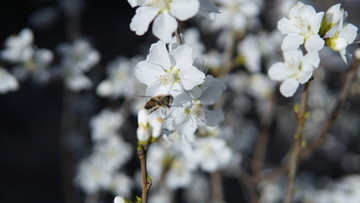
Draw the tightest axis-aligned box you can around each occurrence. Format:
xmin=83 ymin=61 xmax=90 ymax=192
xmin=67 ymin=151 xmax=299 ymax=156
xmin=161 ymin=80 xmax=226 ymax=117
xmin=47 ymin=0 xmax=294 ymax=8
xmin=301 ymin=56 xmax=360 ymax=160
xmin=211 ymin=171 xmax=224 ymax=202
xmin=175 ymin=28 xmax=183 ymax=46
xmin=238 ymin=168 xmax=259 ymax=203
xmin=219 ymin=31 xmax=236 ymax=77
xmin=263 ymin=57 xmax=360 ymax=182
xmin=283 ymin=81 xmax=312 ymax=203
xmin=138 ymin=143 xmax=152 ymax=203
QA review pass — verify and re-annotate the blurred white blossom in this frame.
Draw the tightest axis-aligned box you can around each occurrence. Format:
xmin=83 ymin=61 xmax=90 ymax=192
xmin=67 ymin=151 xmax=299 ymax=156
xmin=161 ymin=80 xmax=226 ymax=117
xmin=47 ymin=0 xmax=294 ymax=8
xmin=0 ymin=67 xmax=19 ymax=94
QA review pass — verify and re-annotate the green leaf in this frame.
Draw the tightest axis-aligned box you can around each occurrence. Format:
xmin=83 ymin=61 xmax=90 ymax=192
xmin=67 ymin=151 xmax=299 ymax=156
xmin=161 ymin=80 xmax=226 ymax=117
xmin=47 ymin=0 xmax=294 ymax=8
xmin=135 ymin=196 xmax=142 ymax=203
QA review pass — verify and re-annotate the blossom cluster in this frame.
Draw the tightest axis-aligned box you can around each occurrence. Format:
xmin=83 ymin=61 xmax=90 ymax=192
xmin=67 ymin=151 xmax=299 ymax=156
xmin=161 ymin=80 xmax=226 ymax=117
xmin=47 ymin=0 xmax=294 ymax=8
xmin=134 ymin=39 xmax=226 ymax=142
xmin=268 ymin=2 xmax=358 ymax=97
xmin=76 ymin=109 xmax=133 ymax=196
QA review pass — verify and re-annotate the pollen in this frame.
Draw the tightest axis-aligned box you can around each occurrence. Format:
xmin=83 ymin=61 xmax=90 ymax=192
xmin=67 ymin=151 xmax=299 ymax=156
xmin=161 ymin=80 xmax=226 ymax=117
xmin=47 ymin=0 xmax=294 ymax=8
xmin=158 ymin=67 xmax=180 ymax=86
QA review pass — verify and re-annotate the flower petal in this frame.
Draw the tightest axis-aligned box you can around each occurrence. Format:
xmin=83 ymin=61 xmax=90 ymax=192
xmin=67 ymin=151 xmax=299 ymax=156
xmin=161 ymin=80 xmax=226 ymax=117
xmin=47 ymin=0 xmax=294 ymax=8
xmin=146 ymin=82 xmax=172 ymax=96
xmin=280 ymin=78 xmax=299 ymax=97
xmin=152 ymin=12 xmax=178 ymax=43
xmin=179 ymin=65 xmax=205 ymax=90
xmin=147 ymin=41 xmax=172 ymax=68
xmin=170 ymin=0 xmax=200 ymax=21
xmin=205 ymin=109 xmax=224 ymax=126
xmin=340 ymin=23 xmax=358 ymax=43
xmin=134 ymin=61 xmax=164 ymax=86
xmin=268 ymin=62 xmax=292 ymax=81
xmin=277 ymin=18 xmax=298 ymax=34
xmin=303 ymin=52 xmax=320 ymax=68
xmin=281 ymin=34 xmax=304 ymax=51
xmin=171 ymin=44 xmax=193 ymax=69
xmin=305 ymin=34 xmax=324 ymax=52
xmin=130 ymin=6 xmax=159 ymax=35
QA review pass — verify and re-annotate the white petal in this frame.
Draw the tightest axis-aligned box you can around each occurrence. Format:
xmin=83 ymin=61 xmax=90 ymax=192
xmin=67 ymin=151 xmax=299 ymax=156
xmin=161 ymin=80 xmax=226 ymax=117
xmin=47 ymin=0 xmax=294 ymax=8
xmin=305 ymin=35 xmax=324 ymax=52
xmin=239 ymin=1 xmax=259 ymax=17
xmin=308 ymin=12 xmax=324 ymax=32
xmin=179 ymin=66 xmax=205 ymax=90
xmin=146 ymin=82 xmax=172 ymax=96
xmin=199 ymin=76 xmax=226 ymax=105
xmin=152 ymin=12 xmax=178 ymax=43
xmin=205 ymin=109 xmax=224 ymax=126
xmin=297 ymin=65 xmax=314 ymax=84
xmin=340 ymin=23 xmax=358 ymax=43
xmin=339 ymin=49 xmax=348 ymax=64
xmin=281 ymin=34 xmax=303 ymax=51
xmin=303 ymin=52 xmax=320 ymax=68
xmin=232 ymin=13 xmax=246 ymax=31
xmin=198 ymin=0 xmax=219 ymax=19
xmin=170 ymin=0 xmax=200 ymax=21
xmin=325 ymin=4 xmax=342 ymax=24
xmin=268 ymin=62 xmax=292 ymax=81
xmin=134 ymin=61 xmax=164 ymax=86
xmin=277 ymin=18 xmax=298 ymax=34
xmin=130 ymin=6 xmax=159 ymax=35
xmin=178 ymin=118 xmax=197 ymax=141
xmin=171 ymin=44 xmax=193 ymax=69
xmin=96 ymin=80 xmax=112 ymax=97
xmin=127 ymin=0 xmax=143 ymax=7
xmin=279 ymin=78 xmax=299 ymax=97
xmin=147 ymin=41 xmax=172 ymax=68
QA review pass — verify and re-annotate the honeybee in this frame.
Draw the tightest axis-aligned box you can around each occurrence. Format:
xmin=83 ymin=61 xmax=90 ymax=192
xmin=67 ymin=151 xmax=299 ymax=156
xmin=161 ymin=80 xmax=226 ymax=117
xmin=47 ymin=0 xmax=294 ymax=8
xmin=145 ymin=94 xmax=174 ymax=112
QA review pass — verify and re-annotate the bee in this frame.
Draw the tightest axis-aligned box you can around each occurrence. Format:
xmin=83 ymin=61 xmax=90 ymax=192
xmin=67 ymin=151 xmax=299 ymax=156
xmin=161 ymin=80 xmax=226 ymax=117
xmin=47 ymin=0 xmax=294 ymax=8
xmin=145 ymin=94 xmax=174 ymax=112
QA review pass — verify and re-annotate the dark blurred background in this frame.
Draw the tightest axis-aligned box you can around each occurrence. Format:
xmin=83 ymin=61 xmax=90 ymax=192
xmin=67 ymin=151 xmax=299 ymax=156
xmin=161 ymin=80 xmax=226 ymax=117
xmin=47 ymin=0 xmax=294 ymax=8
xmin=0 ymin=0 xmax=360 ymax=203
xmin=0 ymin=0 xmax=141 ymax=202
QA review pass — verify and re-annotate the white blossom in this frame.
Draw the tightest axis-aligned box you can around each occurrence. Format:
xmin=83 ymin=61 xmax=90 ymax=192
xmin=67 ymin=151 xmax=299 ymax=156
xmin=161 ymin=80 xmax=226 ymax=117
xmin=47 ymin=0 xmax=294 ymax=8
xmin=1 ymin=28 xmax=34 ymax=63
xmin=209 ymin=0 xmax=260 ymax=32
xmin=97 ymin=56 xmax=142 ymax=98
xmin=94 ymin=136 xmax=132 ymax=171
xmin=135 ymin=41 xmax=205 ymax=97
xmin=321 ymin=4 xmax=358 ymax=64
xmin=137 ymin=108 xmax=164 ymax=141
xmin=193 ymin=137 xmax=233 ymax=172
xmin=58 ymin=39 xmax=100 ymax=92
xmin=278 ymin=2 xmax=324 ymax=52
xmin=128 ymin=0 xmax=200 ymax=43
xmin=90 ymin=109 xmax=124 ymax=141
xmin=171 ymin=75 xmax=225 ymax=140
xmin=109 ymin=173 xmax=133 ymax=197
xmin=76 ymin=155 xmax=113 ymax=194
xmin=0 ymin=67 xmax=19 ymax=94
xmin=268 ymin=49 xmax=320 ymax=97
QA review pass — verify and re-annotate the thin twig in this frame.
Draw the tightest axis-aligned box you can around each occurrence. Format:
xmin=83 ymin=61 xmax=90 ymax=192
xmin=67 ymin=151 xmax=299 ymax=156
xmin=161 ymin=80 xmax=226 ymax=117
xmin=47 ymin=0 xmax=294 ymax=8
xmin=138 ymin=144 xmax=152 ymax=203
xmin=238 ymin=169 xmax=259 ymax=203
xmin=175 ymin=28 xmax=183 ymax=46
xmin=283 ymin=81 xmax=312 ymax=203
xmin=211 ymin=171 xmax=225 ymax=203
xmin=301 ymin=57 xmax=360 ymax=160
xmin=219 ymin=31 xmax=236 ymax=77
xmin=263 ymin=57 xmax=360 ymax=181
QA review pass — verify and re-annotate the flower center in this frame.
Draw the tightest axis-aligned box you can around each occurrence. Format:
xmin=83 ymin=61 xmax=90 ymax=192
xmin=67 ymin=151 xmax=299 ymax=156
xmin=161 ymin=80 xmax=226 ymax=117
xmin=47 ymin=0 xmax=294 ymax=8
xmin=158 ymin=67 xmax=180 ymax=86
xmin=151 ymin=0 xmax=172 ymax=12
xmin=294 ymin=17 xmax=314 ymax=39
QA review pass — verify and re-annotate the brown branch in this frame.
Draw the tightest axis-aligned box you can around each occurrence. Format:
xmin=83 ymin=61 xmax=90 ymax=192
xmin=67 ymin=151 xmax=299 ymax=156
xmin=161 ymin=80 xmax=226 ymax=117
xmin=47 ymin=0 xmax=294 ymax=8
xmin=263 ymin=56 xmax=360 ymax=182
xmin=283 ymin=81 xmax=312 ymax=203
xmin=138 ymin=144 xmax=152 ymax=203
xmin=211 ymin=171 xmax=225 ymax=202
xmin=300 ymin=56 xmax=360 ymax=160
xmin=238 ymin=169 xmax=259 ymax=203
xmin=219 ymin=31 xmax=236 ymax=77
